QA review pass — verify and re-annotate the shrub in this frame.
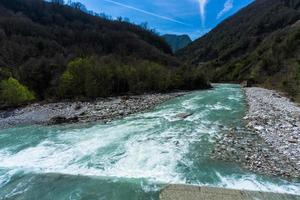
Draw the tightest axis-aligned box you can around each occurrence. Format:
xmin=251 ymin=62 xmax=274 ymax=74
xmin=0 ymin=77 xmax=35 ymax=106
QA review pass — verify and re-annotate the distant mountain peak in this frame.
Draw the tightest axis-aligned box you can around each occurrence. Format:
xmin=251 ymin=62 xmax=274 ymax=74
xmin=162 ymin=34 xmax=192 ymax=53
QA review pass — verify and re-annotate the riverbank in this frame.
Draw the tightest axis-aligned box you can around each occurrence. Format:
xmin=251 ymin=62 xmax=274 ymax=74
xmin=213 ymin=87 xmax=300 ymax=178
xmin=0 ymin=92 xmax=185 ymax=129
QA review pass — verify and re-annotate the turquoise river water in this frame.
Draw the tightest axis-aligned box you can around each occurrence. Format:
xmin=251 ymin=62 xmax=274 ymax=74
xmin=0 ymin=84 xmax=299 ymax=200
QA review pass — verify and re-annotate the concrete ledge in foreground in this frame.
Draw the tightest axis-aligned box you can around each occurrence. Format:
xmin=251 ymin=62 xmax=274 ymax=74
xmin=160 ymin=184 xmax=300 ymax=200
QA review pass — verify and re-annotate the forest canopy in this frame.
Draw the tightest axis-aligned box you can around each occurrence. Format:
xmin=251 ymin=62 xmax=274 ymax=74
xmin=58 ymin=56 xmax=209 ymax=99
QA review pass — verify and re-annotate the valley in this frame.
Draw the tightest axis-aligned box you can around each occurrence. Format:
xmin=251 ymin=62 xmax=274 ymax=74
xmin=0 ymin=84 xmax=299 ymax=199
xmin=0 ymin=0 xmax=299 ymax=199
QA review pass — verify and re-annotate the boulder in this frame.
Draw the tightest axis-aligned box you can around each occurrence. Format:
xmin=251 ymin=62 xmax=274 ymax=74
xmin=49 ymin=116 xmax=79 ymax=125
xmin=175 ymin=112 xmax=193 ymax=119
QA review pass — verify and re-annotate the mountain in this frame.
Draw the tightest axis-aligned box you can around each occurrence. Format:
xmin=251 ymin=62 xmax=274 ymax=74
xmin=162 ymin=34 xmax=192 ymax=52
xmin=0 ymin=0 xmax=210 ymax=107
xmin=178 ymin=0 xmax=300 ymax=101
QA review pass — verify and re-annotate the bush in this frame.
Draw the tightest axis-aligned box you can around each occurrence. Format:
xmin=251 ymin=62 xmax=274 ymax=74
xmin=0 ymin=77 xmax=35 ymax=106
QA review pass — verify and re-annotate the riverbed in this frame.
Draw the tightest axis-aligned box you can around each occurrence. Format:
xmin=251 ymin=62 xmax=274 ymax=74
xmin=0 ymin=84 xmax=299 ymax=199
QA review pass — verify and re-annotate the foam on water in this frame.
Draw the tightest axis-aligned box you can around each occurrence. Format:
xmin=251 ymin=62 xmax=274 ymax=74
xmin=0 ymin=117 xmax=187 ymax=183
xmin=0 ymin=84 xmax=299 ymax=198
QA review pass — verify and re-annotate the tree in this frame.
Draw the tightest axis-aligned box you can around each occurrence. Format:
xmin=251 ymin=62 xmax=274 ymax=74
xmin=116 ymin=16 xmax=123 ymax=22
xmin=0 ymin=77 xmax=35 ymax=106
xmin=140 ymin=22 xmax=148 ymax=30
xmin=51 ymin=0 xmax=64 ymax=5
xmin=58 ymin=58 xmax=89 ymax=97
xmin=69 ymin=2 xmax=88 ymax=12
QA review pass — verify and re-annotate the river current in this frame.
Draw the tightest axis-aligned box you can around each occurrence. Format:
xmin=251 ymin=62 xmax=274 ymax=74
xmin=0 ymin=84 xmax=299 ymax=199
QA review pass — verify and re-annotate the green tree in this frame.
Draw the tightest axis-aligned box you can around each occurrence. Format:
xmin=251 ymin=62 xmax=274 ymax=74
xmin=58 ymin=56 xmax=210 ymax=99
xmin=85 ymin=64 xmax=114 ymax=98
xmin=58 ymin=58 xmax=89 ymax=98
xmin=0 ymin=77 xmax=35 ymax=106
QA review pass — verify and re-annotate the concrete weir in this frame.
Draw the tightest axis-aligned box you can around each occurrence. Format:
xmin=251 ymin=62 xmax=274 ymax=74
xmin=160 ymin=185 xmax=300 ymax=200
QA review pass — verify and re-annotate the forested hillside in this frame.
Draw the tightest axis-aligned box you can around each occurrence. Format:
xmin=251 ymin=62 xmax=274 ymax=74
xmin=0 ymin=0 xmax=210 ymax=107
xmin=178 ymin=0 xmax=300 ymax=101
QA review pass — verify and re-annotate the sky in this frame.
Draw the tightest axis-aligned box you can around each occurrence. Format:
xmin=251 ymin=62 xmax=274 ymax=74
xmin=77 ymin=0 xmax=253 ymax=40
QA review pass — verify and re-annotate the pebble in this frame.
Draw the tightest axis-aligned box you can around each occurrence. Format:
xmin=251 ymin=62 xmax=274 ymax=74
xmin=212 ymin=87 xmax=300 ymax=179
xmin=0 ymin=92 xmax=185 ymax=128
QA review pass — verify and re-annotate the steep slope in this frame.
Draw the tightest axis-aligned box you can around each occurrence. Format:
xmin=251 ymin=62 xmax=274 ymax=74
xmin=0 ymin=0 xmax=210 ymax=106
xmin=0 ymin=0 xmax=176 ymax=69
xmin=162 ymin=34 xmax=192 ymax=52
xmin=177 ymin=0 xmax=300 ymax=100
xmin=236 ymin=22 xmax=300 ymax=100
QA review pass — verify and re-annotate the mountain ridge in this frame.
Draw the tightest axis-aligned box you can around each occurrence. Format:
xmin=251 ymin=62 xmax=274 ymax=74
xmin=177 ymin=0 xmax=300 ymax=101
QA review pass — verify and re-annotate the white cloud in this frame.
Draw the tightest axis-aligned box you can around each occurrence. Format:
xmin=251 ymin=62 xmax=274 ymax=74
xmin=198 ymin=0 xmax=209 ymax=26
xmin=217 ymin=0 xmax=233 ymax=19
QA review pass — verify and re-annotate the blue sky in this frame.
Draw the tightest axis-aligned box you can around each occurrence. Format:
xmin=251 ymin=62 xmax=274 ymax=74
xmin=77 ymin=0 xmax=253 ymax=40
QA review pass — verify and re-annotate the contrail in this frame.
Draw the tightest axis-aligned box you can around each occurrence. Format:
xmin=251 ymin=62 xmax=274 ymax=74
xmin=103 ymin=0 xmax=190 ymax=26
xmin=198 ymin=0 xmax=209 ymax=26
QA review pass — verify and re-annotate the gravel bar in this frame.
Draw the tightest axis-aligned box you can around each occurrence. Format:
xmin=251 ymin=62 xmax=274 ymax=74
xmin=245 ymin=88 xmax=300 ymax=165
xmin=213 ymin=87 xmax=300 ymax=178
xmin=0 ymin=92 xmax=185 ymax=129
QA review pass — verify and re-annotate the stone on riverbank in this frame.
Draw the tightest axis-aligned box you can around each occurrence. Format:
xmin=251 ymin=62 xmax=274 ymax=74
xmin=212 ymin=87 xmax=300 ymax=178
xmin=0 ymin=93 xmax=185 ymax=128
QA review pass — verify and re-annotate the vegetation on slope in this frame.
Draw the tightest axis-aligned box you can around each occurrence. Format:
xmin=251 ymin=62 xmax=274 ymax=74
xmin=177 ymin=0 xmax=300 ymax=101
xmin=58 ymin=56 xmax=209 ymax=99
xmin=0 ymin=0 xmax=210 ymax=107
xmin=221 ymin=23 xmax=300 ymax=101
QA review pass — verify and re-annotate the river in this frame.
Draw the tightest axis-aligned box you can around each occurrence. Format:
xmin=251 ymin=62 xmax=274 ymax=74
xmin=0 ymin=84 xmax=299 ymax=199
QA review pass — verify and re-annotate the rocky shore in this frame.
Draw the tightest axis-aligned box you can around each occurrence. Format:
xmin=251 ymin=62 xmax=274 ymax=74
xmin=213 ymin=87 xmax=300 ymax=178
xmin=0 ymin=93 xmax=184 ymax=129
